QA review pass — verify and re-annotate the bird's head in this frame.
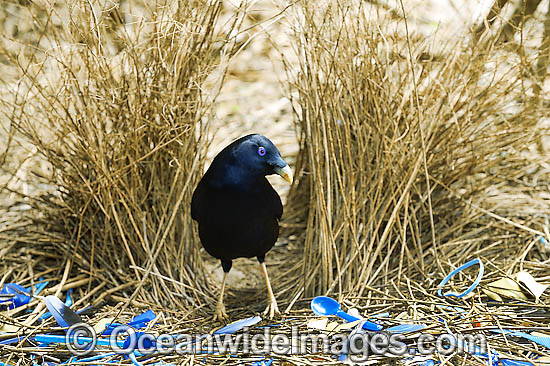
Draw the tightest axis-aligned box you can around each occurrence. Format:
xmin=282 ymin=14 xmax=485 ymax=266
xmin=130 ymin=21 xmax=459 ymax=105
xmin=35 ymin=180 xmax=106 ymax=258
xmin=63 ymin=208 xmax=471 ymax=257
xmin=231 ymin=134 xmax=293 ymax=183
xmin=211 ymin=134 xmax=293 ymax=187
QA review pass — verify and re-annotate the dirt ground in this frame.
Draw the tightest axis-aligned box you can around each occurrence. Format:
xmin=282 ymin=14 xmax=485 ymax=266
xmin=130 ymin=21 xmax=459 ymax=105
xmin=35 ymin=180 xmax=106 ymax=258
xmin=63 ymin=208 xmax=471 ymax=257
xmin=0 ymin=0 xmax=549 ymax=313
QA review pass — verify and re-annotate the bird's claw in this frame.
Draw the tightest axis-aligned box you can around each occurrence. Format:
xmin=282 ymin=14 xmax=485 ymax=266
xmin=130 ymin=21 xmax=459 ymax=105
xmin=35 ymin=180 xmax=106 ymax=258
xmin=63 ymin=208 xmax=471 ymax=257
xmin=263 ymin=298 xmax=281 ymax=320
xmin=214 ymin=304 xmax=229 ymax=322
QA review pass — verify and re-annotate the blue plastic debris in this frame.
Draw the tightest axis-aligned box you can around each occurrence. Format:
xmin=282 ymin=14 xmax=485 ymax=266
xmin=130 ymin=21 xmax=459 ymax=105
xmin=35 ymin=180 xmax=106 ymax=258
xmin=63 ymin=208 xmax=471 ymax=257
xmin=31 ymin=279 xmax=49 ymax=296
xmin=128 ymin=352 xmax=144 ymax=366
xmin=387 ymin=323 xmax=426 ymax=333
xmin=336 ymin=319 xmax=373 ymax=362
xmin=437 ymin=258 xmax=484 ymax=298
xmin=77 ymin=352 xmax=118 ymax=362
xmin=370 ymin=312 xmax=390 ymax=318
xmin=0 ymin=280 xmax=49 ymax=310
xmin=311 ymin=296 xmax=383 ymax=331
xmin=251 ymin=358 xmax=273 ymax=366
xmin=539 ymin=236 xmax=550 ymax=251
xmin=43 ymin=295 xmax=82 ymax=327
xmin=437 ymin=304 xmax=467 ymax=314
xmin=129 ymin=309 xmax=155 ymax=327
xmin=415 ymin=360 xmax=437 ymax=366
xmin=122 ymin=331 xmax=156 ymax=351
xmin=65 ymin=289 xmax=73 ymax=307
xmin=101 ymin=309 xmax=157 ymax=335
xmin=33 ymin=309 xmax=159 ymax=365
xmin=0 ymin=283 xmax=31 ymax=309
xmin=0 ymin=336 xmax=27 ymax=345
xmin=60 ymin=356 xmax=77 ymax=365
xmin=488 ymin=349 xmax=500 ymax=366
xmin=433 ymin=327 xmax=539 ymax=366
xmin=40 ymin=289 xmax=73 ymax=323
xmin=491 ymin=329 xmax=550 ymax=349
xmin=501 ymin=360 xmax=535 ymax=366
xmin=213 ymin=316 xmax=262 ymax=335
xmin=34 ymin=334 xmax=124 ymax=348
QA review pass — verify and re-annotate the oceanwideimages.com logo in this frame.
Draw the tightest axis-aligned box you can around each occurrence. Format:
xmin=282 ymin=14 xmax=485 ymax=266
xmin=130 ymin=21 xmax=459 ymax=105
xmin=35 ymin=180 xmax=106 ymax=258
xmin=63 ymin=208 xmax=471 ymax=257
xmin=64 ymin=322 xmax=487 ymax=361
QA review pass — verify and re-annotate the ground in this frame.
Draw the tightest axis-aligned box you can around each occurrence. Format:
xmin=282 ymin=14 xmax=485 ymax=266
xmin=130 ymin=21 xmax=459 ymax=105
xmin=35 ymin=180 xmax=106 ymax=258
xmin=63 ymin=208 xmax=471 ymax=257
xmin=1 ymin=0 xmax=550 ymax=365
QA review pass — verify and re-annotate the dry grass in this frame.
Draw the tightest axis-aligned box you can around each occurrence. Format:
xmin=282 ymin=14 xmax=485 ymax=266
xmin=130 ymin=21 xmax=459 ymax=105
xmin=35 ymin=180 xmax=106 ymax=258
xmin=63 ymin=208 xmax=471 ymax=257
xmin=279 ymin=0 xmax=549 ymax=299
xmin=0 ymin=0 xmax=249 ymax=308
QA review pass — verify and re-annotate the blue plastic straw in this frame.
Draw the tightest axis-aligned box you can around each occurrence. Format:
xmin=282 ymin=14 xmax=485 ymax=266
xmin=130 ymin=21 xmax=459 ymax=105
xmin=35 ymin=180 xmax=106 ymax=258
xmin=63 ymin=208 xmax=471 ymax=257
xmin=34 ymin=334 xmax=125 ymax=348
xmin=491 ymin=329 xmax=550 ymax=349
xmin=76 ymin=352 xmax=118 ymax=362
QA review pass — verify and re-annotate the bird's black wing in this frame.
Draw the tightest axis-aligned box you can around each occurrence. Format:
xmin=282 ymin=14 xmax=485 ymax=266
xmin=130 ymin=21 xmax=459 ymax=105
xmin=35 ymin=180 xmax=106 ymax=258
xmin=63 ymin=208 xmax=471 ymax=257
xmin=264 ymin=179 xmax=283 ymax=221
xmin=191 ymin=180 xmax=204 ymax=222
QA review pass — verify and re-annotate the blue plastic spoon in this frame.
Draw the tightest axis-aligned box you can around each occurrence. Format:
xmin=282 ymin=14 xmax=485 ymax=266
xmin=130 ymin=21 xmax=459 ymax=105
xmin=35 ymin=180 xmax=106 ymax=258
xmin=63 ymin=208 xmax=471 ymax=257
xmin=310 ymin=296 xmax=382 ymax=331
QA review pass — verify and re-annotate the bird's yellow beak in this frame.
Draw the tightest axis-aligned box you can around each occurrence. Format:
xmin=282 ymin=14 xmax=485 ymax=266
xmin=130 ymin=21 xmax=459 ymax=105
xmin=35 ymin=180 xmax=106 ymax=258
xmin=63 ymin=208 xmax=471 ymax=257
xmin=274 ymin=164 xmax=293 ymax=184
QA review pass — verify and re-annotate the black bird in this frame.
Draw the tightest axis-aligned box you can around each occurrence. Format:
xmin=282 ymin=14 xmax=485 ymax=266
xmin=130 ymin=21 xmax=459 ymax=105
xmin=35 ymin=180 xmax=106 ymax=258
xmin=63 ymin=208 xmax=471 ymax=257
xmin=191 ymin=134 xmax=293 ymax=321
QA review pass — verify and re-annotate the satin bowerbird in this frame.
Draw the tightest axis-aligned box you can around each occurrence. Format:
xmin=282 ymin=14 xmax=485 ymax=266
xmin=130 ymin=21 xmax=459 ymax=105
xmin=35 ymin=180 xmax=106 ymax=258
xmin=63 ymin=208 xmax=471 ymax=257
xmin=192 ymin=134 xmax=293 ymax=321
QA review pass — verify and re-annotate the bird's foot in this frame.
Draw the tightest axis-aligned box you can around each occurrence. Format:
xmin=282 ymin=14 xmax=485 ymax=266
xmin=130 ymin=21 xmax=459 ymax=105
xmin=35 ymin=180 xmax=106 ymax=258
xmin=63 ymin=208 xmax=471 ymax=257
xmin=213 ymin=303 xmax=229 ymax=322
xmin=262 ymin=298 xmax=281 ymax=320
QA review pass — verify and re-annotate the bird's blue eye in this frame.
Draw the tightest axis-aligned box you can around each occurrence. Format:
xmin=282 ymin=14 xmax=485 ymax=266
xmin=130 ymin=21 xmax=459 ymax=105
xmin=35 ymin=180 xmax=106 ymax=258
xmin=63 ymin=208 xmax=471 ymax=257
xmin=258 ymin=146 xmax=266 ymax=156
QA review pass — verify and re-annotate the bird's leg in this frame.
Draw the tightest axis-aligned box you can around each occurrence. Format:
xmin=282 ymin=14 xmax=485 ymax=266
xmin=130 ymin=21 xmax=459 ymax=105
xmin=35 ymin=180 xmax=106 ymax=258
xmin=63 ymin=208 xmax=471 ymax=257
xmin=214 ymin=261 xmax=231 ymax=322
xmin=214 ymin=272 xmax=229 ymax=322
xmin=259 ymin=259 xmax=280 ymax=319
